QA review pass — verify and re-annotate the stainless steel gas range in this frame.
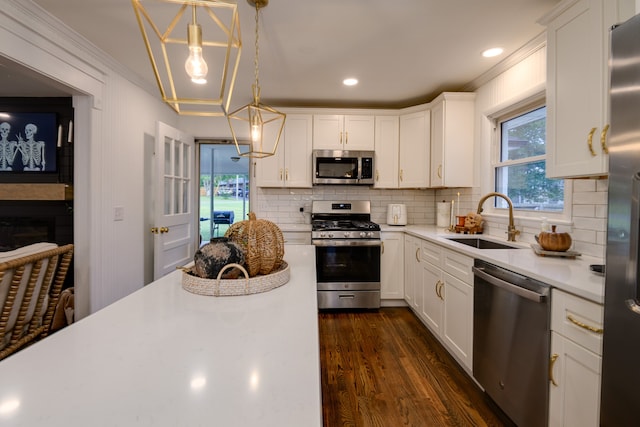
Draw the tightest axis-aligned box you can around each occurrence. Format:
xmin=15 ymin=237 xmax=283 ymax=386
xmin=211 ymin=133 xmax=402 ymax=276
xmin=311 ymin=201 xmax=381 ymax=309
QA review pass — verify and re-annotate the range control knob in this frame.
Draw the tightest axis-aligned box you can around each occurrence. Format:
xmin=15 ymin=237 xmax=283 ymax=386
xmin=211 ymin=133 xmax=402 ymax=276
xmin=344 ymin=232 xmax=350 ymax=238
xmin=359 ymin=232 xmax=367 ymax=238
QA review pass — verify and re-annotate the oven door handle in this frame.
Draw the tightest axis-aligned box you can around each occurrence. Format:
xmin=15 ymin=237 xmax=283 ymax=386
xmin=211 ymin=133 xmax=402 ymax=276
xmin=312 ymin=240 xmax=382 ymax=247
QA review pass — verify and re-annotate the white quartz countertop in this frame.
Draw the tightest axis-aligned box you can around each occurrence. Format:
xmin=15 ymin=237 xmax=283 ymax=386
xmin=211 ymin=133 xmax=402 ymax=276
xmin=391 ymin=225 xmax=605 ymax=304
xmin=0 ymin=245 xmax=321 ymax=427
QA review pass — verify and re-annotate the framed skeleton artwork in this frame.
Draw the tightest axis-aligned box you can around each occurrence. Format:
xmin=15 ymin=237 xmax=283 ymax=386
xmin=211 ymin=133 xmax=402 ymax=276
xmin=0 ymin=112 xmax=57 ymax=173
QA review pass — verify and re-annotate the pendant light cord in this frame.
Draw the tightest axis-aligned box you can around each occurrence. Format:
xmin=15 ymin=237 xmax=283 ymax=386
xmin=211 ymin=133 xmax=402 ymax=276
xmin=253 ymin=3 xmax=260 ymax=95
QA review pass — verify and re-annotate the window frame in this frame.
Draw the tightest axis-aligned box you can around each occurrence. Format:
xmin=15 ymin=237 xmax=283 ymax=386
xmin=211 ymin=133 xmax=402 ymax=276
xmin=486 ymin=97 xmax=572 ymax=222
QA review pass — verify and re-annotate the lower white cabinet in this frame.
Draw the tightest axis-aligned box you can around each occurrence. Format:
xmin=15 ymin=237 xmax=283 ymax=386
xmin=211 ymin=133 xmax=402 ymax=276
xmin=381 ymin=231 xmax=404 ymax=300
xmin=404 ymin=236 xmax=474 ymax=371
xmin=549 ymin=289 xmax=604 ymax=427
xmin=441 ymin=270 xmax=473 ymax=369
xmin=403 ymin=234 xmax=421 ymax=310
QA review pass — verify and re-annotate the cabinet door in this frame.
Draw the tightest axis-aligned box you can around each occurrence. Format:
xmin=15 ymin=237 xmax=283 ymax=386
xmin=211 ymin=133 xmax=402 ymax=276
xmin=399 ymin=110 xmax=430 ymax=188
xmin=549 ymin=331 xmax=602 ymax=427
xmin=545 ymin=0 xmax=633 ymax=178
xmin=430 ymin=101 xmax=445 ymax=187
xmin=420 ymin=259 xmax=443 ymax=335
xmin=343 ymin=115 xmax=375 ymax=150
xmin=430 ymin=93 xmax=475 ymax=187
xmin=255 ymin=124 xmax=286 ymax=187
xmin=381 ymin=232 xmax=404 ymax=299
xmin=442 ymin=272 xmax=473 ymax=370
xmin=403 ymin=235 xmax=420 ymax=306
xmin=313 ymin=115 xmax=342 ymax=149
xmin=374 ymin=116 xmax=399 ymax=188
xmin=283 ymin=114 xmax=313 ymax=187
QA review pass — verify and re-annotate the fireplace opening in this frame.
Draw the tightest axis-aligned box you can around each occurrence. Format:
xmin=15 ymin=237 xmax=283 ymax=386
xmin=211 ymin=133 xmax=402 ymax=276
xmin=0 ymin=217 xmax=55 ymax=252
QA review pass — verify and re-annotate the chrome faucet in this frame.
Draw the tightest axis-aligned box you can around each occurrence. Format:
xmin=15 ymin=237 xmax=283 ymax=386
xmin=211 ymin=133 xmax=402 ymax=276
xmin=476 ymin=192 xmax=520 ymax=242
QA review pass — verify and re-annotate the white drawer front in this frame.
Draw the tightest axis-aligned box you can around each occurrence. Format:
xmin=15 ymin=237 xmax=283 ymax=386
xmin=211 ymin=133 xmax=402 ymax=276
xmin=551 ymin=289 xmax=604 ymax=355
xmin=442 ymin=249 xmax=473 ymax=284
xmin=420 ymin=239 xmax=442 ymax=266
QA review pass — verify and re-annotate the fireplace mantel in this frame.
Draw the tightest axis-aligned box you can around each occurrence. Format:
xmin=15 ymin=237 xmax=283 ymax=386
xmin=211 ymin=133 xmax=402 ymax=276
xmin=0 ymin=184 xmax=73 ymax=201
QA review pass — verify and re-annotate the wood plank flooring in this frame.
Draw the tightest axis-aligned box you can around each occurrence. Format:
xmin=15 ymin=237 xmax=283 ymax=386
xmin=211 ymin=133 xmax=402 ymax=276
xmin=319 ymin=307 xmax=514 ymax=427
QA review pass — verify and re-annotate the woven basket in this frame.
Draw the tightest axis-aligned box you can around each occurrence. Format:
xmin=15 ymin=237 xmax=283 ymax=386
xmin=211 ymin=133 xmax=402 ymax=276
xmin=182 ymin=261 xmax=290 ymax=296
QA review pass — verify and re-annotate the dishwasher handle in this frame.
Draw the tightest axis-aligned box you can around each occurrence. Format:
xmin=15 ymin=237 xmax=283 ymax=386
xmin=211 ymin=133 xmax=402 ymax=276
xmin=472 ymin=266 xmax=548 ymax=303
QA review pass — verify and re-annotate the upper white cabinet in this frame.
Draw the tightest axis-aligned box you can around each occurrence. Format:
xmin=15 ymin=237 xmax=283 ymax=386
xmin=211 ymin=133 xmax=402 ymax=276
xmin=399 ymin=110 xmax=430 ymax=188
xmin=541 ymin=0 xmax=635 ymax=178
xmin=429 ymin=93 xmax=475 ymax=187
xmin=374 ymin=115 xmax=400 ymax=188
xmin=255 ymin=114 xmax=313 ymax=188
xmin=313 ymin=115 xmax=375 ymax=150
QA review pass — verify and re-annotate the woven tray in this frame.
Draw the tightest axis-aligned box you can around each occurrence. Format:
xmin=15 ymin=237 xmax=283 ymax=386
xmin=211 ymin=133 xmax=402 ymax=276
xmin=182 ymin=261 xmax=290 ymax=296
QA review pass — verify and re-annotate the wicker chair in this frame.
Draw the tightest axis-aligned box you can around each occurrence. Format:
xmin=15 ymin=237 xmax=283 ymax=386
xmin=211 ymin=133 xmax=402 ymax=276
xmin=0 ymin=243 xmax=74 ymax=361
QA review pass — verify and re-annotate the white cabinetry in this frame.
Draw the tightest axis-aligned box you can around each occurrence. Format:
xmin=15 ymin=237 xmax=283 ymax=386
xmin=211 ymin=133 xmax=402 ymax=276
xmin=374 ymin=116 xmax=400 ymax=188
xmin=549 ymin=289 xmax=604 ymax=427
xmin=313 ymin=115 xmax=375 ymax=150
xmin=440 ymin=250 xmax=473 ymax=369
xmin=404 ymin=236 xmax=474 ymax=371
xmin=380 ymin=231 xmax=404 ymax=300
xmin=403 ymin=234 xmax=421 ymax=310
xmin=419 ymin=242 xmax=444 ymax=334
xmin=542 ymin=0 xmax=634 ymax=178
xmin=399 ymin=110 xmax=430 ymax=188
xmin=429 ymin=93 xmax=475 ymax=187
xmin=255 ymin=114 xmax=313 ymax=188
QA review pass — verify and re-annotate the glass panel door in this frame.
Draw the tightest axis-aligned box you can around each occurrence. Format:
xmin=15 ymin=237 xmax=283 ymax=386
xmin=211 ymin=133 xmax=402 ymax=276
xmin=198 ymin=143 xmax=250 ymax=244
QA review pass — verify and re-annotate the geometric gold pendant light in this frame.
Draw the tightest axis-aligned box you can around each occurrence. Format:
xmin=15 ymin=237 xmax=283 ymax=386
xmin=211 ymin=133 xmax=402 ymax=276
xmin=227 ymin=0 xmax=285 ymax=158
xmin=131 ymin=0 xmax=242 ymax=117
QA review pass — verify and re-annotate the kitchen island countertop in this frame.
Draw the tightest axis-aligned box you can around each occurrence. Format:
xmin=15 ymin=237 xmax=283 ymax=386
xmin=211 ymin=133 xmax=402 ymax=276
xmin=0 ymin=245 xmax=321 ymax=427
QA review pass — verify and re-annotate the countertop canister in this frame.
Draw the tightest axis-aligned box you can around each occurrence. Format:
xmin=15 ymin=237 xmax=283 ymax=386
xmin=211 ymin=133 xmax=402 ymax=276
xmin=436 ymin=201 xmax=450 ymax=227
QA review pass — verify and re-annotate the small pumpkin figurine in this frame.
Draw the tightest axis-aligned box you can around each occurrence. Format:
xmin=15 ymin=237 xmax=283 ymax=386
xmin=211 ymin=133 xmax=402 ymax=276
xmin=537 ymin=225 xmax=572 ymax=252
xmin=224 ymin=212 xmax=284 ymax=276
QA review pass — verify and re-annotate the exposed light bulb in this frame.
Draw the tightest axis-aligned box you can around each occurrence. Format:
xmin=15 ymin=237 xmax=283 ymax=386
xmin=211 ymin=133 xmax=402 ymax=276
xmin=185 ymin=23 xmax=208 ymax=84
xmin=251 ymin=122 xmax=261 ymax=143
xmin=185 ymin=46 xmax=208 ymax=84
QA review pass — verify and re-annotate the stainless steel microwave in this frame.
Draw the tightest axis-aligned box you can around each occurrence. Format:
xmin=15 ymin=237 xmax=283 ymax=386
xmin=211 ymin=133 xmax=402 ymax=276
xmin=312 ymin=150 xmax=375 ymax=185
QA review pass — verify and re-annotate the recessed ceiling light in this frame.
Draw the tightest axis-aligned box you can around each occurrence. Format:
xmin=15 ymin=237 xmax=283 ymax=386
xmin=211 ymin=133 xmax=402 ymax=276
xmin=482 ymin=47 xmax=504 ymax=58
xmin=343 ymin=78 xmax=358 ymax=86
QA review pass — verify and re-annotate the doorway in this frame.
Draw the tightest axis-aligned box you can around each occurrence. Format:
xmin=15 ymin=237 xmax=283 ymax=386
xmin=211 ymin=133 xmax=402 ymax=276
xmin=198 ymin=142 xmax=250 ymax=244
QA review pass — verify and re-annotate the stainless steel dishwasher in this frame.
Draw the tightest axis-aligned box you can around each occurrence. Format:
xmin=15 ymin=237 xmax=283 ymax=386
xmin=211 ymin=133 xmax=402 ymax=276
xmin=472 ymin=259 xmax=550 ymax=427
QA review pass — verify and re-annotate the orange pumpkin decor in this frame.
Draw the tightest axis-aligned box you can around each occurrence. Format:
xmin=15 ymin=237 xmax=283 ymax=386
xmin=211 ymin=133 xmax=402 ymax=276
xmin=537 ymin=225 xmax=572 ymax=252
xmin=224 ymin=212 xmax=284 ymax=276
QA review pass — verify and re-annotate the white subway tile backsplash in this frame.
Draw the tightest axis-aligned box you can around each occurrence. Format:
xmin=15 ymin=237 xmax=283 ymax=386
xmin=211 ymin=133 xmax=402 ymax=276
xmin=573 ymin=179 xmax=597 ymax=192
xmin=255 ymin=178 xmax=609 ymax=256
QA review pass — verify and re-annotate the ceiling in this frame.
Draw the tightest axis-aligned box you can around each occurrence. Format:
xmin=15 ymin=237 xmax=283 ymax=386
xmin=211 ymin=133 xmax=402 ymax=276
xmin=2 ymin=0 xmax=561 ymax=109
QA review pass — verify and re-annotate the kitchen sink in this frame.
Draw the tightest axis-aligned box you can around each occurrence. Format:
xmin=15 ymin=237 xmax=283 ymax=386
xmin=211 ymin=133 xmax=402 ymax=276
xmin=447 ymin=237 xmax=523 ymax=250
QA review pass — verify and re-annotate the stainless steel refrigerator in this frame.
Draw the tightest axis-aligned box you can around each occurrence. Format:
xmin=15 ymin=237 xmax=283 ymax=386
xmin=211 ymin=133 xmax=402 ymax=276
xmin=601 ymin=12 xmax=640 ymax=426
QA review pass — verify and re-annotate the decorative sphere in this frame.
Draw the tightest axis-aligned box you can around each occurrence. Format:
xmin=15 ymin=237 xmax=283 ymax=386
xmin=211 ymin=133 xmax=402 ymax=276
xmin=193 ymin=237 xmax=246 ymax=279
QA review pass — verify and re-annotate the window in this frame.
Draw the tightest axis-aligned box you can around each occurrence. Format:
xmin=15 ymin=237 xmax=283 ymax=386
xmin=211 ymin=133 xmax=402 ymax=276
xmin=494 ymin=105 xmax=564 ymax=212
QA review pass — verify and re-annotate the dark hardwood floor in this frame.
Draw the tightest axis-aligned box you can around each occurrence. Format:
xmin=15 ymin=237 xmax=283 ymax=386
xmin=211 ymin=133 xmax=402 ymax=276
xmin=319 ymin=307 xmax=514 ymax=427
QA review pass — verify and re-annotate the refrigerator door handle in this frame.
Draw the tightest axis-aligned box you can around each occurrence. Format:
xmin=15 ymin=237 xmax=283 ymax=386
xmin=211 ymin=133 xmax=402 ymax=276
xmin=627 ymin=172 xmax=640 ymax=315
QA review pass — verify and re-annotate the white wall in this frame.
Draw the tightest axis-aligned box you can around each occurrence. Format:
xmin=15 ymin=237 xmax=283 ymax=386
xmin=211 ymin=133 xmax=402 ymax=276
xmin=469 ymin=42 xmax=607 ymax=258
xmin=1 ymin=1 xmax=178 ymax=317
